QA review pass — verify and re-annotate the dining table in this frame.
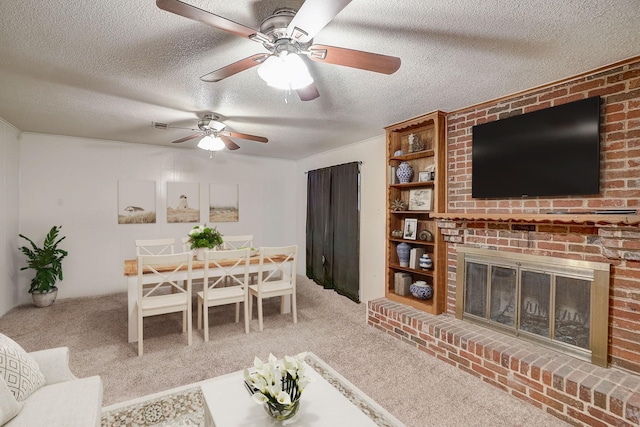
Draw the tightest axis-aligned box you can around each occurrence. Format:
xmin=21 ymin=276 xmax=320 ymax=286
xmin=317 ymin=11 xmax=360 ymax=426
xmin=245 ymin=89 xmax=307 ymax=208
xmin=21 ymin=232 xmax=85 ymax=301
xmin=124 ymin=254 xmax=290 ymax=343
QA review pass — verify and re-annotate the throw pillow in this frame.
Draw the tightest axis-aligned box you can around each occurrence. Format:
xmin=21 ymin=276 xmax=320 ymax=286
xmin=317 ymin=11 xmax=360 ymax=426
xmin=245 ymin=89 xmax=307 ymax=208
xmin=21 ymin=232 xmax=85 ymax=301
xmin=0 ymin=334 xmax=46 ymax=401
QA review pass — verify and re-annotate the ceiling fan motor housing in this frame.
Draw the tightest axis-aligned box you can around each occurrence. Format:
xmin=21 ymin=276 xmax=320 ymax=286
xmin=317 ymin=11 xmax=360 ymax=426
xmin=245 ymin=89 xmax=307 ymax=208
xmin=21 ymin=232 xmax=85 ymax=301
xmin=260 ymin=8 xmax=312 ymax=55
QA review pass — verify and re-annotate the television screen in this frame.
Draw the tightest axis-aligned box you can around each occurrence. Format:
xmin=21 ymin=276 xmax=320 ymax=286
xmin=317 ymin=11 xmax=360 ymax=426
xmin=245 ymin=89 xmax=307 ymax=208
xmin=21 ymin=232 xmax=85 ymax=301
xmin=471 ymin=96 xmax=601 ymax=198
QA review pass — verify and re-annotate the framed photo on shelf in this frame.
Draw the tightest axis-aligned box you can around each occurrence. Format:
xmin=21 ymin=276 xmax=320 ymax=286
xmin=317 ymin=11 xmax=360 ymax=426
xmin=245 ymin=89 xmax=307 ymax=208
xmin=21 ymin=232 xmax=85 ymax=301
xmin=418 ymin=171 xmax=434 ymax=182
xmin=409 ymin=189 xmax=433 ymax=211
xmin=403 ymin=218 xmax=418 ymax=240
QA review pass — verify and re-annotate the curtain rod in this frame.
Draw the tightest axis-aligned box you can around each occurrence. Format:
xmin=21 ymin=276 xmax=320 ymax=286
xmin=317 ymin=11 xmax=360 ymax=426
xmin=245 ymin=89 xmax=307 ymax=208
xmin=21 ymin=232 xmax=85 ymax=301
xmin=304 ymin=161 xmax=362 ymax=174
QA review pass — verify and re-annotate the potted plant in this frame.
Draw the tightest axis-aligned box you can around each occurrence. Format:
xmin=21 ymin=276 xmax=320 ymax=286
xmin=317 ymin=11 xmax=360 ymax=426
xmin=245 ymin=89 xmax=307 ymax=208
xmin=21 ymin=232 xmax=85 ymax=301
xmin=18 ymin=225 xmax=68 ymax=307
xmin=187 ymin=224 xmax=223 ymax=260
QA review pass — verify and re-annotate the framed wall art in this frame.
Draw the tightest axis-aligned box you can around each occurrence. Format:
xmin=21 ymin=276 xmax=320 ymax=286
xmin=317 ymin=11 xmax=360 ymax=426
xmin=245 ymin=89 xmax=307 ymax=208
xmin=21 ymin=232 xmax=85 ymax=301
xmin=408 ymin=188 xmax=433 ymax=211
xmin=117 ymin=180 xmax=156 ymax=224
xmin=403 ymin=218 xmax=418 ymax=240
xmin=167 ymin=182 xmax=200 ymax=223
xmin=209 ymin=183 xmax=239 ymax=222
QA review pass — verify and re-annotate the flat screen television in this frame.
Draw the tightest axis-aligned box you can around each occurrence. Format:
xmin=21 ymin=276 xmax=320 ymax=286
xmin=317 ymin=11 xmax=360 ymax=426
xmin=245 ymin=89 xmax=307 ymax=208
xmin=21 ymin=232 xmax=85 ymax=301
xmin=471 ymin=96 xmax=601 ymax=198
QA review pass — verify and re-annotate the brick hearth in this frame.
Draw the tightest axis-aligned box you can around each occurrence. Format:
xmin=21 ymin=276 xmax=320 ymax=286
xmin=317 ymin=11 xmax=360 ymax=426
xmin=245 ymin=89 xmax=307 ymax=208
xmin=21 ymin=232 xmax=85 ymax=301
xmin=368 ymin=298 xmax=640 ymax=427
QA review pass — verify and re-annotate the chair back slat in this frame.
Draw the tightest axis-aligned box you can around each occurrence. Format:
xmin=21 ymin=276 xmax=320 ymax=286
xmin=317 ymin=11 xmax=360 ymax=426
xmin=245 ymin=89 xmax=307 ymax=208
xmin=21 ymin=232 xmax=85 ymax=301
xmin=135 ymin=238 xmax=176 ymax=256
xmin=203 ymin=248 xmax=251 ymax=296
xmin=258 ymin=245 xmax=298 ymax=287
xmin=137 ymin=252 xmax=192 ymax=298
xmin=222 ymin=235 xmax=254 ymax=250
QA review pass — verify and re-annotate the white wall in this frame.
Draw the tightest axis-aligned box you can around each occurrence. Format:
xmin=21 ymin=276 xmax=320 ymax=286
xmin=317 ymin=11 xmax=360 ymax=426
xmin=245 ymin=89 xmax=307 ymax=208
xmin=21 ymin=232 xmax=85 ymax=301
xmin=296 ymin=135 xmax=386 ymax=304
xmin=17 ymin=133 xmax=297 ymax=305
xmin=0 ymin=119 xmax=21 ymax=316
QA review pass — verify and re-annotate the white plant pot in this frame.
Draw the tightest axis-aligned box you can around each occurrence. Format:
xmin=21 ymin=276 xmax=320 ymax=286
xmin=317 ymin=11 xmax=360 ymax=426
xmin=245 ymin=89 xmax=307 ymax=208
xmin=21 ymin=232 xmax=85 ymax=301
xmin=32 ymin=287 xmax=58 ymax=308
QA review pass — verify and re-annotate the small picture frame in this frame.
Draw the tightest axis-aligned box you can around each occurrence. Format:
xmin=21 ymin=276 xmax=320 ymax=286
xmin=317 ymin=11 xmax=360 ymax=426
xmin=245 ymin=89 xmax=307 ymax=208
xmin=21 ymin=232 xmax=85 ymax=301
xmin=403 ymin=218 xmax=418 ymax=240
xmin=409 ymin=189 xmax=433 ymax=211
xmin=418 ymin=171 xmax=434 ymax=182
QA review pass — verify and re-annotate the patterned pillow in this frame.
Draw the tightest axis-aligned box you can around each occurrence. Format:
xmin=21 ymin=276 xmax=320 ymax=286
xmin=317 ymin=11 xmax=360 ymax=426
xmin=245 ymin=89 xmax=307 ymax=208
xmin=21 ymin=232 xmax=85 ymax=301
xmin=0 ymin=334 xmax=46 ymax=401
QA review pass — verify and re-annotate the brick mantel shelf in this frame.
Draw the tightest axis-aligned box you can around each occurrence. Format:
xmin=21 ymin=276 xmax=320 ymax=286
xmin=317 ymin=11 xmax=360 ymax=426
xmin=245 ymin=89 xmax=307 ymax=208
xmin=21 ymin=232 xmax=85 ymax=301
xmin=432 ymin=213 xmax=640 ymax=226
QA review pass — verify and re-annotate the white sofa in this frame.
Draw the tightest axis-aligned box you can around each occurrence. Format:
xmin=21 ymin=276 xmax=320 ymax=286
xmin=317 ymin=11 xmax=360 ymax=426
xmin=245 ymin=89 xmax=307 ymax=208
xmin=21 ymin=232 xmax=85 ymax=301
xmin=1 ymin=347 xmax=103 ymax=427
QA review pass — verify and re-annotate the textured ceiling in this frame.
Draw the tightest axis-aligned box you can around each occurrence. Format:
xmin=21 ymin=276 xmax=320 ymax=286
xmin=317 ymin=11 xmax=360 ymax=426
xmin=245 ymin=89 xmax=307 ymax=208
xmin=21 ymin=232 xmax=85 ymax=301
xmin=0 ymin=0 xmax=639 ymax=160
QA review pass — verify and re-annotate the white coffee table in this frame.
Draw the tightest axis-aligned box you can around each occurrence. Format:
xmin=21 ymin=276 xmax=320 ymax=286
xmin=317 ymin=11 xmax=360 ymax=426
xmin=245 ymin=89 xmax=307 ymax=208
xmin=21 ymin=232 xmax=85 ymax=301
xmin=201 ymin=352 xmax=404 ymax=426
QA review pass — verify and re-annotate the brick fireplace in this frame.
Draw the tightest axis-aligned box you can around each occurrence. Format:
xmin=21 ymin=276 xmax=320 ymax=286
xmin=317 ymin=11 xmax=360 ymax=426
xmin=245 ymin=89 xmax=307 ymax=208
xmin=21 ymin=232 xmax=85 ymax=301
xmin=369 ymin=56 xmax=640 ymax=426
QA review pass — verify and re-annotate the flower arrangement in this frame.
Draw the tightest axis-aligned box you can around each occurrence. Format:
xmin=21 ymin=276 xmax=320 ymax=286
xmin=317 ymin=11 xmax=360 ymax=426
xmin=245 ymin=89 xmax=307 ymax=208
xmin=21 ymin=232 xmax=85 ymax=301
xmin=187 ymin=224 xmax=223 ymax=249
xmin=244 ymin=352 xmax=311 ymax=420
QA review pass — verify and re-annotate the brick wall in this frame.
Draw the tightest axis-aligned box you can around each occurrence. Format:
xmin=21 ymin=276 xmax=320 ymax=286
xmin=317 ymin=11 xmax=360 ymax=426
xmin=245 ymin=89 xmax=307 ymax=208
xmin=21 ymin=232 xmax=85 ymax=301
xmin=445 ymin=57 xmax=640 ymax=374
xmin=368 ymin=299 xmax=640 ymax=427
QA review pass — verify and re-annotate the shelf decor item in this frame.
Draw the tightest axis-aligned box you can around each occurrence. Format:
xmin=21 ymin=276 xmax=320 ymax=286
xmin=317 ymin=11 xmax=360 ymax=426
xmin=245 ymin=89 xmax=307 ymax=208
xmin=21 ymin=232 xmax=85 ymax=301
xmin=391 ymin=199 xmax=406 ymax=211
xmin=244 ymin=353 xmax=311 ymax=421
xmin=409 ymin=189 xmax=433 ymax=211
xmin=403 ymin=218 xmax=418 ymax=240
xmin=418 ymin=229 xmax=434 ymax=242
xmin=396 ymin=161 xmax=413 ymax=183
xmin=410 ymin=281 xmax=434 ymax=300
xmin=419 ymin=253 xmax=433 ymax=270
xmin=396 ymin=242 xmax=411 ymax=267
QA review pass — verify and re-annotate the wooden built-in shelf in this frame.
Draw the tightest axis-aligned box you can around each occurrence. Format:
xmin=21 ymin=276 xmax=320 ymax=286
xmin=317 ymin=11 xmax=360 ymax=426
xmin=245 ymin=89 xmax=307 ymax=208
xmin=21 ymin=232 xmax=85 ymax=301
xmin=389 ymin=238 xmax=435 ymax=246
xmin=386 ymin=291 xmax=435 ymax=311
xmin=389 ymin=264 xmax=434 ymax=277
xmin=389 ymin=182 xmax=434 ymax=189
xmin=390 ymin=150 xmax=435 ymax=162
xmin=390 ymin=210 xmax=432 ymax=215
xmin=432 ymin=213 xmax=640 ymax=226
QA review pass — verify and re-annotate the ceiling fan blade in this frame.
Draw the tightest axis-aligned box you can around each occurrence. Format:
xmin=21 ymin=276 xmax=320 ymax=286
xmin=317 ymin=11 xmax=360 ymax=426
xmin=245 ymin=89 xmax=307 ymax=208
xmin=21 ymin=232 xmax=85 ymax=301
xmin=156 ymin=0 xmax=270 ymax=42
xmin=200 ymin=53 xmax=270 ymax=82
xmin=297 ymin=82 xmax=320 ymax=101
xmin=307 ymin=44 xmax=401 ymax=74
xmin=222 ymin=131 xmax=268 ymax=143
xmin=286 ymin=0 xmax=352 ymax=42
xmin=220 ymin=136 xmax=240 ymax=150
xmin=171 ymin=133 xmax=201 ymax=144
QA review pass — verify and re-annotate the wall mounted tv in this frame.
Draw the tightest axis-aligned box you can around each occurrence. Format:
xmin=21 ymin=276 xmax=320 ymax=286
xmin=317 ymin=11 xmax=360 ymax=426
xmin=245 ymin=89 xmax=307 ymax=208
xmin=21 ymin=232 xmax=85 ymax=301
xmin=471 ymin=96 xmax=601 ymax=198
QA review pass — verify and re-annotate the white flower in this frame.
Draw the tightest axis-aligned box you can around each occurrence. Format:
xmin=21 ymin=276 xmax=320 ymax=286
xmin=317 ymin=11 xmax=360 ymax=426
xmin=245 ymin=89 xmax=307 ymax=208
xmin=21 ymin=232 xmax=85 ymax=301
xmin=246 ymin=353 xmax=312 ymax=408
xmin=251 ymin=392 xmax=269 ymax=404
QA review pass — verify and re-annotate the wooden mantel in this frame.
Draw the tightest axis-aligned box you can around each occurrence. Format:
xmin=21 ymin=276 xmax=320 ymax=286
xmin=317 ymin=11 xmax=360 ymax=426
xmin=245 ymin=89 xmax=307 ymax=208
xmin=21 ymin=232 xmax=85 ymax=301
xmin=431 ymin=213 xmax=640 ymax=226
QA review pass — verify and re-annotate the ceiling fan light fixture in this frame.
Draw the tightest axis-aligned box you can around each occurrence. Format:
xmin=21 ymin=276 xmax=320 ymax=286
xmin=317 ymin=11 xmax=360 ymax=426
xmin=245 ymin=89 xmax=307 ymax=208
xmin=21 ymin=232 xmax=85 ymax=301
xmin=257 ymin=53 xmax=313 ymax=90
xmin=197 ymin=135 xmax=226 ymax=151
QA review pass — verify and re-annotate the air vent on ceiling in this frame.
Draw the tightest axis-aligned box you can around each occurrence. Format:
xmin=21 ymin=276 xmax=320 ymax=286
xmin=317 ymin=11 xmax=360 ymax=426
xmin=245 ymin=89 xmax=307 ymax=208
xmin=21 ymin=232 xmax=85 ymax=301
xmin=152 ymin=121 xmax=169 ymax=130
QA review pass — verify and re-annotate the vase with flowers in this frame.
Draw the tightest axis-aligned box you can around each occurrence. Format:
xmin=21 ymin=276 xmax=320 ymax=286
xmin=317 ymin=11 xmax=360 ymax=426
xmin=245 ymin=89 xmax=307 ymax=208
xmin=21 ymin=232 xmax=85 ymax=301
xmin=187 ymin=224 xmax=223 ymax=260
xmin=244 ymin=352 xmax=311 ymax=421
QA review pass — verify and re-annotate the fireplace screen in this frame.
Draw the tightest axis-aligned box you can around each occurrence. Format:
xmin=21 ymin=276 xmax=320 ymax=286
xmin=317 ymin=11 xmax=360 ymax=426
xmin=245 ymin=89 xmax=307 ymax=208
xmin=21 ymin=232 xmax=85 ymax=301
xmin=457 ymin=248 xmax=609 ymax=366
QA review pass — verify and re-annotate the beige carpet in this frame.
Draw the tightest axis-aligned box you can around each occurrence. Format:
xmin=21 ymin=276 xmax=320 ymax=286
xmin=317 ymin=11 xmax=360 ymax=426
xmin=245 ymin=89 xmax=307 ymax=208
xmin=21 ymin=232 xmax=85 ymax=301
xmin=0 ymin=276 xmax=568 ymax=426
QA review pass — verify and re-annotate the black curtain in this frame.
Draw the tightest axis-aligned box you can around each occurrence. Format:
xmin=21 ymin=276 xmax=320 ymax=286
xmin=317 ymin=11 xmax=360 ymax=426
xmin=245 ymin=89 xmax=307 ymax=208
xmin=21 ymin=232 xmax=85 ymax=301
xmin=306 ymin=162 xmax=360 ymax=302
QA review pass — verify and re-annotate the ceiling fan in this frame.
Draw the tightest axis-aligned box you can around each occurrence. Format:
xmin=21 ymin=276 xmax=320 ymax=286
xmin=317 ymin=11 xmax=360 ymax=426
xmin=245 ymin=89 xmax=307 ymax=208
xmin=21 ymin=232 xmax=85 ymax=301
xmin=157 ymin=114 xmax=268 ymax=151
xmin=156 ymin=0 xmax=401 ymax=101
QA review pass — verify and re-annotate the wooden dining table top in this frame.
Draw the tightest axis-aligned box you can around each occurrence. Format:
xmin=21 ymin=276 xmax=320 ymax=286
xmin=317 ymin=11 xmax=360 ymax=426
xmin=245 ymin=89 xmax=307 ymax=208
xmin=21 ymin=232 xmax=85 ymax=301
xmin=123 ymin=254 xmax=287 ymax=276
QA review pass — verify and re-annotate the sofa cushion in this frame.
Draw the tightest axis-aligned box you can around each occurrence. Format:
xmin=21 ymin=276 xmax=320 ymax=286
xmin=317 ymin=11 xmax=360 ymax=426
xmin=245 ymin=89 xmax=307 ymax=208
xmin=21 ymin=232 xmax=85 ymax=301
xmin=0 ymin=376 xmax=23 ymax=426
xmin=0 ymin=335 xmax=45 ymax=402
xmin=7 ymin=375 xmax=102 ymax=427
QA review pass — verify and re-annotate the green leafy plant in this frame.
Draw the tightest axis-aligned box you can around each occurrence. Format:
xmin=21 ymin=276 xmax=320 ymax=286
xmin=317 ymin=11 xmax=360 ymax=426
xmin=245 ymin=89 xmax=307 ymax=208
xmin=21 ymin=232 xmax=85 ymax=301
xmin=187 ymin=224 xmax=223 ymax=249
xmin=19 ymin=225 xmax=68 ymax=293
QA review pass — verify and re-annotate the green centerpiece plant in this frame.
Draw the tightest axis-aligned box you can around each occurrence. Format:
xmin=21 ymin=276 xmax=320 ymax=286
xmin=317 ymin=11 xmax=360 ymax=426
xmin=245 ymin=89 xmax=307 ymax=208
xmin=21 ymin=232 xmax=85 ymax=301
xmin=187 ymin=224 xmax=223 ymax=249
xmin=18 ymin=225 xmax=68 ymax=307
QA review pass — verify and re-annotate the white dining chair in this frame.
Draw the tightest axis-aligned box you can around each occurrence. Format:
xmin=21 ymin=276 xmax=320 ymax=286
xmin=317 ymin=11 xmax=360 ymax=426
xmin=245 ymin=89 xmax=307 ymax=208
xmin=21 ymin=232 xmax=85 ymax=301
xmin=222 ymin=235 xmax=257 ymax=284
xmin=136 ymin=252 xmax=192 ymax=356
xmin=197 ymin=248 xmax=250 ymax=341
xmin=248 ymin=245 xmax=298 ymax=331
xmin=222 ymin=235 xmax=254 ymax=250
xmin=135 ymin=238 xmax=176 ymax=256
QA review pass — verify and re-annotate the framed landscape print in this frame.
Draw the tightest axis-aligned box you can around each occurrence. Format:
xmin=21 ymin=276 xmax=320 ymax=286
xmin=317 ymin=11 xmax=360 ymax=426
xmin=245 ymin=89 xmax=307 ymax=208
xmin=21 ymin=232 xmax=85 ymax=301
xmin=117 ymin=180 xmax=156 ymax=224
xmin=167 ymin=182 xmax=200 ymax=223
xmin=408 ymin=188 xmax=433 ymax=211
xmin=209 ymin=183 xmax=239 ymax=222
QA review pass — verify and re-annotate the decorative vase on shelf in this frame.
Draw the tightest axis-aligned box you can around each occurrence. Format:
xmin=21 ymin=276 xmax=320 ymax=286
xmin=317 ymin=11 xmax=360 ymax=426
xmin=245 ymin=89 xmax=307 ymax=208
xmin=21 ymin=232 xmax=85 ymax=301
xmin=264 ymin=398 xmax=301 ymax=421
xmin=419 ymin=254 xmax=433 ymax=270
xmin=396 ymin=242 xmax=411 ymax=267
xmin=396 ymin=161 xmax=413 ymax=183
